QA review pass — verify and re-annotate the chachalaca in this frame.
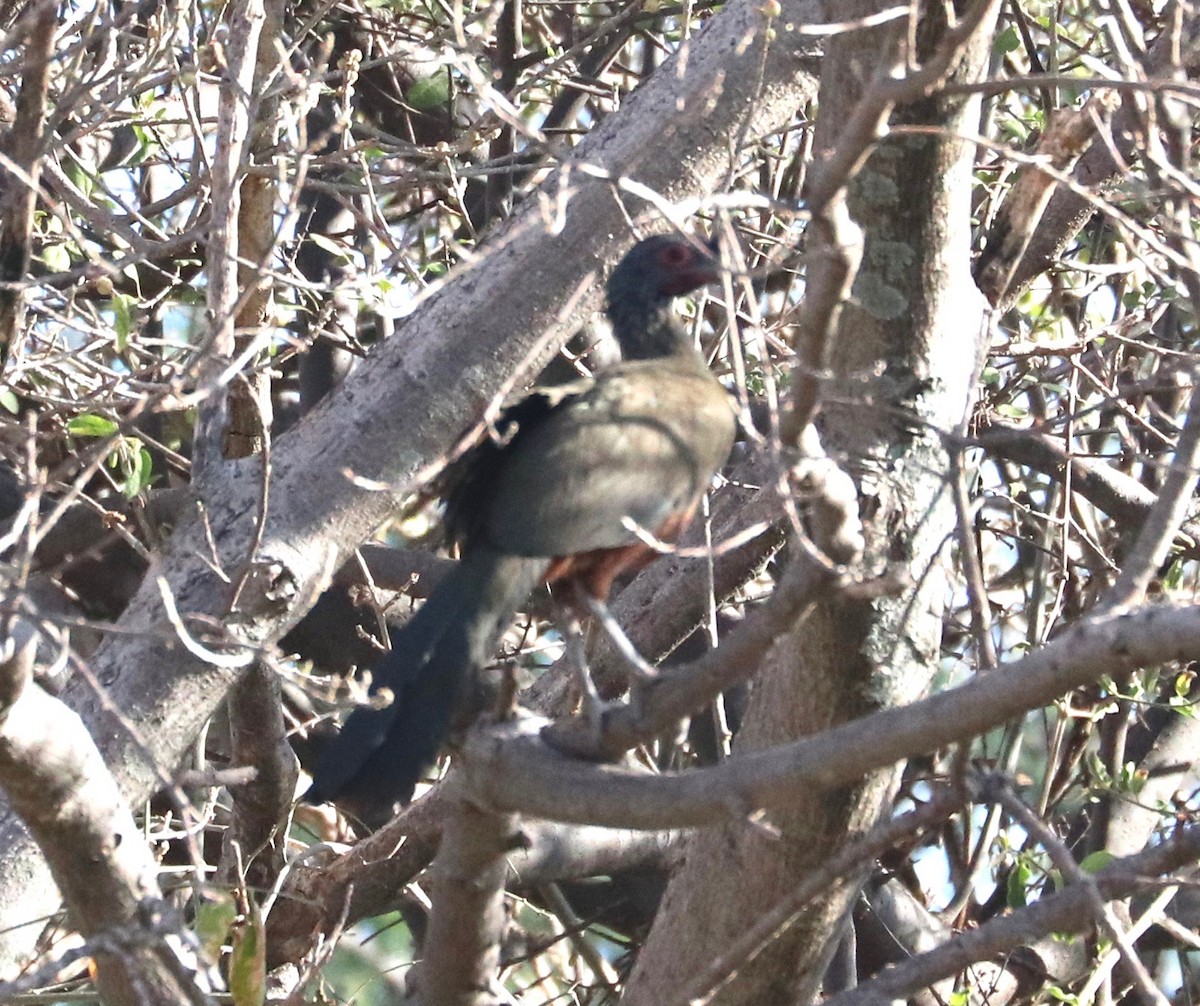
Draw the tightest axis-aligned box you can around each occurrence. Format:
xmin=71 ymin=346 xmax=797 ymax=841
xmin=308 ymin=235 xmax=736 ymax=811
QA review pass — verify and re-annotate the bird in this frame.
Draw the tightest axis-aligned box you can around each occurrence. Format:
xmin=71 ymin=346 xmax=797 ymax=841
xmin=307 ymin=234 xmax=737 ymax=814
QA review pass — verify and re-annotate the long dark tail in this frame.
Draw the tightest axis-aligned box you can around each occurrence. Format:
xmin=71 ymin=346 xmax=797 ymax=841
xmin=307 ymin=548 xmax=545 ymax=810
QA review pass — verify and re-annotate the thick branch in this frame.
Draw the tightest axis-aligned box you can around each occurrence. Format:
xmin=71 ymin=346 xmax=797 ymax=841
xmin=269 ymin=793 xmax=677 ymax=967
xmin=1104 ymin=363 xmax=1200 ymax=609
xmin=462 ymin=603 xmax=1200 ymax=829
xmin=0 ymin=0 xmax=823 ymax=957
xmin=0 ymin=618 xmax=203 ymax=1005
xmin=823 ymin=823 xmax=1200 ymax=1006
xmin=419 ymin=794 xmax=519 ymax=1006
xmin=0 ymin=0 xmax=55 ymax=356
xmin=1001 ymin=18 xmax=1200 ymax=304
xmin=217 ymin=664 xmax=298 ymax=894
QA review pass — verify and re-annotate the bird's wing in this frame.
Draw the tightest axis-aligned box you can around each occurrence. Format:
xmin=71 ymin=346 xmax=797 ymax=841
xmin=441 ymin=376 xmax=594 ymax=543
xmin=474 ymin=359 xmax=735 ymax=557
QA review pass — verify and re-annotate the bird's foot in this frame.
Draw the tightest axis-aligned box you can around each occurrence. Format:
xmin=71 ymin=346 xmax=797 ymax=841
xmin=565 ymin=614 xmax=607 ymax=735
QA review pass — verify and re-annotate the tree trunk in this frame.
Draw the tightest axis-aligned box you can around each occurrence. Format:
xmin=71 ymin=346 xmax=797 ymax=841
xmin=621 ymin=3 xmax=996 ymax=1002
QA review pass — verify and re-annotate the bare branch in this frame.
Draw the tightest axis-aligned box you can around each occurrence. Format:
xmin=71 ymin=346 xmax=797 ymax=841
xmin=824 ymin=822 xmax=1200 ymax=1006
xmin=0 ymin=616 xmax=209 ymax=1005
xmin=0 ymin=0 xmax=54 ymax=356
xmin=419 ymin=792 xmax=519 ymax=1006
xmin=468 ymin=603 xmax=1200 ymax=829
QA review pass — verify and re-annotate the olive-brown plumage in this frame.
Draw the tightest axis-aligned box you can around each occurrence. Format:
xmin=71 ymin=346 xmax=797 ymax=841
xmin=309 ymin=235 xmax=736 ymax=812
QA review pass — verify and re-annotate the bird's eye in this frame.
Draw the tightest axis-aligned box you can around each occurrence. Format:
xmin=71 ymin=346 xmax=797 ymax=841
xmin=660 ymin=244 xmax=691 ymax=268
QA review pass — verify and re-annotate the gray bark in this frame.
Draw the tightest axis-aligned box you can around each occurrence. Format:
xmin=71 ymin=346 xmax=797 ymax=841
xmin=620 ymin=2 xmax=996 ymax=1002
xmin=0 ymin=0 xmax=822 ymax=971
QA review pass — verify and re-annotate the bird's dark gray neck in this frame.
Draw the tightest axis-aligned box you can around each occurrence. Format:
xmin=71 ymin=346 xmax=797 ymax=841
xmin=607 ymin=297 xmax=694 ymax=361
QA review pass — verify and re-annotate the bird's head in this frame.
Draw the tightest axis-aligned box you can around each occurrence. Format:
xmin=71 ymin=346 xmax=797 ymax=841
xmin=604 ymin=234 xmax=722 ymax=361
xmin=607 ymin=234 xmax=722 ymax=305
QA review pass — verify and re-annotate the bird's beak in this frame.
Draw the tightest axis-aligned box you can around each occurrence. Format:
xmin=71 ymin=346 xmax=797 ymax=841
xmin=698 ymin=234 xmax=723 ymax=287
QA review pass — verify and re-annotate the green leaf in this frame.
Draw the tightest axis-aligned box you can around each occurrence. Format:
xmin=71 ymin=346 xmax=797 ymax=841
xmin=112 ymin=293 xmax=134 ymax=350
xmin=408 ymin=71 xmax=451 ymax=112
xmin=41 ymin=243 xmax=72 ymax=272
xmin=993 ymin=24 xmax=1020 ymax=54
xmin=1174 ymin=670 xmax=1195 ymax=699
xmin=194 ymin=893 xmax=237 ymax=964
xmin=120 ymin=444 xmax=153 ymax=499
xmin=0 ymin=389 xmax=17 ymax=414
xmin=230 ymin=901 xmax=266 ymax=1006
xmin=307 ymin=233 xmax=351 ymax=262
xmin=1079 ymin=850 xmax=1115 ymax=874
xmin=131 ymin=123 xmax=158 ymax=164
xmin=1006 ymin=862 xmax=1031 ymax=908
xmin=68 ymin=414 xmax=119 ymax=437
xmin=995 ymin=402 xmax=1029 ymax=420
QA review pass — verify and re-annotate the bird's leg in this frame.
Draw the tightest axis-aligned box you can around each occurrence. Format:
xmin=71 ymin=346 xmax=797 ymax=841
xmin=561 ymin=605 xmax=606 ymax=733
xmin=573 ymin=585 xmax=658 ymax=685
